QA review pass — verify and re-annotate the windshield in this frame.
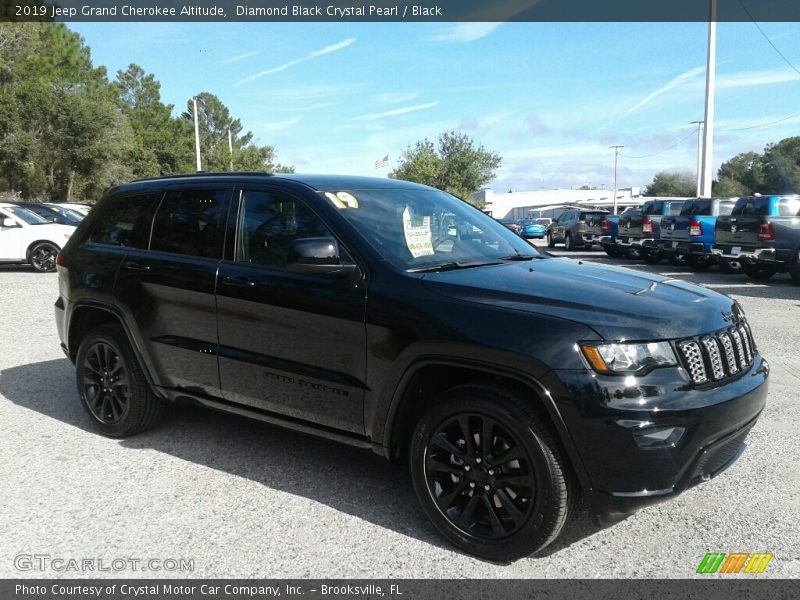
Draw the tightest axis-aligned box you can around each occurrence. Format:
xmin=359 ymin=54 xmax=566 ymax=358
xmin=2 ymin=206 xmax=49 ymax=224
xmin=680 ymin=200 xmax=711 ymax=216
xmin=734 ymin=197 xmax=771 ymax=216
xmin=320 ymin=188 xmax=540 ymax=271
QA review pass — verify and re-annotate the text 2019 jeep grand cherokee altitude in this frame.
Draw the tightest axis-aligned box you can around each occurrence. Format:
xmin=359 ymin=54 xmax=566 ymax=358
xmin=54 ymin=173 xmax=769 ymax=561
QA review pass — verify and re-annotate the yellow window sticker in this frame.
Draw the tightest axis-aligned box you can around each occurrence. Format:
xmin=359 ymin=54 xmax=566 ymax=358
xmin=324 ymin=191 xmax=359 ymax=209
xmin=403 ymin=206 xmax=434 ymax=258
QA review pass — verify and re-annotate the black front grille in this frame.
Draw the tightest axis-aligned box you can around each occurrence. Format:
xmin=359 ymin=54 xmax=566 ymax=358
xmin=676 ymin=322 xmax=756 ymax=385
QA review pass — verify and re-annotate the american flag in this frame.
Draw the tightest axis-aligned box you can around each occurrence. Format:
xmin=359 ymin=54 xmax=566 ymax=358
xmin=374 ymin=154 xmax=389 ymax=169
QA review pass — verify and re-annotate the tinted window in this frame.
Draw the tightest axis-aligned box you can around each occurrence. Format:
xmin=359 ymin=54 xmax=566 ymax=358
xmin=150 ymin=188 xmax=229 ymax=258
xmin=733 ymin=197 xmax=771 ymax=217
xmin=777 ymin=197 xmax=800 ymax=217
xmin=236 ymin=190 xmax=331 ymax=269
xmin=578 ymin=211 xmax=606 ymax=222
xmin=668 ymin=202 xmax=684 ymax=215
xmin=642 ymin=201 xmax=664 ymax=216
xmin=2 ymin=206 xmax=48 ymax=224
xmin=680 ymin=200 xmax=711 ymax=216
xmin=718 ymin=201 xmax=735 ymax=216
xmin=90 ymin=193 xmax=160 ymax=248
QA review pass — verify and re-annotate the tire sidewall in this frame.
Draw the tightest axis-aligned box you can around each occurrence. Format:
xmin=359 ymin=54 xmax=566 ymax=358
xmin=29 ymin=242 xmax=58 ymax=273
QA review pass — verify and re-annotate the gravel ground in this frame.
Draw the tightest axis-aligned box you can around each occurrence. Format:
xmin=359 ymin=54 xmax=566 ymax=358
xmin=0 ymin=251 xmax=798 ymax=579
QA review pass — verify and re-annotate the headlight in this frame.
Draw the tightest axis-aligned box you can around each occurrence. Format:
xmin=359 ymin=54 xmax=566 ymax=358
xmin=580 ymin=341 xmax=677 ymax=374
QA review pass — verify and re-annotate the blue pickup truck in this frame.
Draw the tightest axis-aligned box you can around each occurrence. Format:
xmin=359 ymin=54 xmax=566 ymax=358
xmin=658 ymin=198 xmax=740 ymax=273
xmin=593 ymin=214 xmax=621 ymax=257
xmin=713 ymin=194 xmax=800 ymax=281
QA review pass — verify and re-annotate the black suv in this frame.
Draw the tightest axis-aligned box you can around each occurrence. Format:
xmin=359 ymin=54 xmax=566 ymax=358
xmin=55 ymin=173 xmax=769 ymax=561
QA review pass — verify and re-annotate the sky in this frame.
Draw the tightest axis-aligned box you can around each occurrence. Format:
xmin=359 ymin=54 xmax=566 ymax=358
xmin=69 ymin=21 xmax=800 ymax=192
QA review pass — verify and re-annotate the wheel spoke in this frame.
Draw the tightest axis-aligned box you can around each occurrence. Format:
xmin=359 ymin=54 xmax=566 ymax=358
xmin=480 ymin=418 xmax=494 ymax=460
xmin=495 ymin=473 xmax=533 ymax=488
xmin=495 ymin=488 xmax=525 ymax=525
xmin=457 ymin=415 xmax=476 ymax=461
xmin=430 ymin=432 xmax=465 ymax=461
xmin=437 ymin=480 xmax=468 ymax=508
xmin=426 ymin=456 xmax=463 ymax=477
xmin=494 ymin=445 xmax=526 ymax=466
xmin=457 ymin=494 xmax=480 ymax=528
xmin=100 ymin=393 xmax=111 ymax=420
xmin=482 ymin=494 xmax=505 ymax=535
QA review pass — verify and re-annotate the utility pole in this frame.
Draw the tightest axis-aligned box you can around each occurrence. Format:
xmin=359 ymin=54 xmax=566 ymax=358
xmin=610 ymin=145 xmax=624 ymax=214
xmin=691 ymin=120 xmax=704 ymax=197
xmin=700 ymin=0 xmax=717 ymax=197
xmin=193 ymin=97 xmax=202 ymax=172
xmin=227 ymin=127 xmax=234 ymax=171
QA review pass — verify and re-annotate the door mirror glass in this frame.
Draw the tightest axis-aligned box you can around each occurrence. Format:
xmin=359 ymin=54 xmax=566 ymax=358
xmin=1 ymin=217 xmax=19 ymax=228
xmin=286 ymin=237 xmax=356 ymax=277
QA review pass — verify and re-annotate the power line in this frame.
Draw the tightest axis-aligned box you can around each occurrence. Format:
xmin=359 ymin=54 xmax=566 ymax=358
xmin=737 ymin=0 xmax=800 ymax=79
xmin=619 ymin=129 xmax=697 ymax=159
xmin=722 ymin=110 xmax=800 ymax=131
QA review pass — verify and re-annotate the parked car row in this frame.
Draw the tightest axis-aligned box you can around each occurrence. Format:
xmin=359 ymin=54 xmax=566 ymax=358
xmin=566 ymin=195 xmax=800 ymax=284
xmin=0 ymin=201 xmax=91 ymax=272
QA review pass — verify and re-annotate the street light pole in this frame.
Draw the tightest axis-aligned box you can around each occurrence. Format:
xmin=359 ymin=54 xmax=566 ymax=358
xmin=193 ymin=97 xmax=202 ymax=172
xmin=700 ymin=0 xmax=717 ymax=197
xmin=228 ymin=127 xmax=234 ymax=171
xmin=691 ymin=120 xmax=704 ymax=197
xmin=610 ymin=145 xmax=624 ymax=214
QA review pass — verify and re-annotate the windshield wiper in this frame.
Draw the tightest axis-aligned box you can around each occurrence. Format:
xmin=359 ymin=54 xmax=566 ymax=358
xmin=407 ymin=260 xmax=502 ymax=273
xmin=497 ymin=254 xmax=537 ymax=261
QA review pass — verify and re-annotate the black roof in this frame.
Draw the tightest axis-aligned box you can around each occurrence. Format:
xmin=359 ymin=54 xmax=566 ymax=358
xmin=125 ymin=172 xmax=430 ymax=192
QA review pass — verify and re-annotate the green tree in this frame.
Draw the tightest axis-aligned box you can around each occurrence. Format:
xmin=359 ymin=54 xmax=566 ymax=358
xmin=715 ymin=151 xmax=766 ymax=195
xmin=712 ymin=177 xmax=748 ymax=198
xmin=390 ymin=130 xmax=502 ymax=206
xmin=643 ymin=171 xmax=696 ymax=197
xmin=182 ymin=92 xmax=293 ymax=173
xmin=763 ymin=137 xmax=800 ymax=194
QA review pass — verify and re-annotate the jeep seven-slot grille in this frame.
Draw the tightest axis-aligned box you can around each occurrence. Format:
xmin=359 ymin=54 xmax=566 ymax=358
xmin=677 ymin=323 xmax=756 ymax=385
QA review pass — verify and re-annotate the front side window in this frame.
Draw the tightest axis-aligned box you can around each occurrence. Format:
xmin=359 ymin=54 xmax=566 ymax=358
xmin=150 ymin=188 xmax=229 ymax=259
xmin=235 ymin=189 xmax=331 ymax=269
xmin=90 ymin=193 xmax=160 ymax=248
xmin=320 ymin=187 xmax=538 ymax=271
xmin=642 ymin=201 xmax=664 ymax=216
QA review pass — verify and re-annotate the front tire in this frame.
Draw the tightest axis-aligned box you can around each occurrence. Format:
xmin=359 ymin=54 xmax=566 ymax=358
xmin=75 ymin=325 xmax=163 ymax=437
xmin=547 ymin=232 xmax=555 ymax=248
xmin=624 ymin=246 xmax=641 ymax=260
xmin=564 ymin=233 xmax=575 ymax=251
xmin=28 ymin=242 xmax=59 ymax=273
xmin=410 ymin=385 xmax=573 ymax=561
xmin=717 ymin=257 xmax=743 ymax=275
xmin=669 ymin=251 xmax=688 ymax=267
xmin=641 ymin=249 xmax=662 ymax=264
xmin=688 ymin=255 xmax=712 ymax=271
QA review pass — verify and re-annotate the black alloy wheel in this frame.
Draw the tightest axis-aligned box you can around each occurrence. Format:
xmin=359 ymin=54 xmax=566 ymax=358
xmin=641 ymin=249 xmax=662 ymax=264
xmin=624 ymin=246 xmax=641 ymax=260
xmin=81 ymin=341 xmax=131 ymax=425
xmin=410 ymin=385 xmax=573 ymax=561
xmin=29 ymin=242 xmax=59 ymax=272
xmin=742 ymin=263 xmax=777 ymax=281
xmin=717 ymin=257 xmax=743 ymax=275
xmin=76 ymin=325 xmax=164 ymax=437
xmin=669 ymin=251 xmax=688 ymax=267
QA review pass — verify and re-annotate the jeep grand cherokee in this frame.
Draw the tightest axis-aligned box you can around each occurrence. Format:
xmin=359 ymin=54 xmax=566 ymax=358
xmin=54 ymin=173 xmax=769 ymax=561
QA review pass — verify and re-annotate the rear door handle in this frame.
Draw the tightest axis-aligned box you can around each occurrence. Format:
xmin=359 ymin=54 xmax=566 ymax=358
xmin=123 ymin=262 xmax=150 ymax=271
xmin=222 ymin=276 xmax=255 ymax=287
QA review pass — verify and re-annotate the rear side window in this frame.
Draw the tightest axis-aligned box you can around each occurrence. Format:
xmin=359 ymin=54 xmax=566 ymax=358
xmin=150 ymin=188 xmax=229 ymax=259
xmin=680 ymin=200 xmax=711 ymax=216
xmin=578 ymin=212 xmax=606 ymax=222
xmin=642 ymin=201 xmax=663 ymax=216
xmin=733 ymin=197 xmax=771 ymax=217
xmin=89 ymin=193 xmax=160 ymax=248
xmin=777 ymin=197 xmax=800 ymax=216
xmin=718 ymin=201 xmax=735 ymax=216
xmin=666 ymin=202 xmax=684 ymax=215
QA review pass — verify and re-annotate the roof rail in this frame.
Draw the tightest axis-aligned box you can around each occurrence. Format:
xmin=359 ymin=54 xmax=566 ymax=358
xmin=130 ymin=171 xmax=275 ymax=183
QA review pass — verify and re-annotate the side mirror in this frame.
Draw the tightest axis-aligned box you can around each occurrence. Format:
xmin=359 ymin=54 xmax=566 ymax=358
xmin=1 ymin=217 xmax=19 ymax=228
xmin=286 ymin=237 xmax=357 ymax=277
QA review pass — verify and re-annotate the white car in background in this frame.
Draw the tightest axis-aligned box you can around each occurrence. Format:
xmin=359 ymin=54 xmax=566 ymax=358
xmin=55 ymin=202 xmax=92 ymax=216
xmin=0 ymin=203 xmax=75 ymax=272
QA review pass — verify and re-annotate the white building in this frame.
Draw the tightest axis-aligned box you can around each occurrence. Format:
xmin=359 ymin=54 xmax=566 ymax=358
xmin=475 ymin=187 xmax=644 ymax=220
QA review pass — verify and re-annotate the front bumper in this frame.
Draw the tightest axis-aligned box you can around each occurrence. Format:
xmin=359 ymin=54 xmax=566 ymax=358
xmin=543 ymin=354 xmax=769 ymax=517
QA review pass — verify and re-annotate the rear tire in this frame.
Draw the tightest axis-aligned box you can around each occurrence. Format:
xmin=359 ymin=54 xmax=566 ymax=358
xmin=789 ymin=251 xmax=800 ymax=284
xmin=564 ymin=233 xmax=574 ymax=251
xmin=624 ymin=246 xmax=641 ymax=260
xmin=75 ymin=325 xmax=163 ymax=437
xmin=410 ymin=384 xmax=574 ymax=561
xmin=669 ymin=251 xmax=688 ymax=267
xmin=603 ymin=245 xmax=622 ymax=258
xmin=717 ymin=257 xmax=743 ymax=275
xmin=742 ymin=263 xmax=777 ymax=281
xmin=28 ymin=242 xmax=59 ymax=273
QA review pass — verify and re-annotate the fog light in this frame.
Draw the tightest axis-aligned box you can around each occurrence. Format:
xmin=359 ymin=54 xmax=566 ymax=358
xmin=633 ymin=426 xmax=685 ymax=448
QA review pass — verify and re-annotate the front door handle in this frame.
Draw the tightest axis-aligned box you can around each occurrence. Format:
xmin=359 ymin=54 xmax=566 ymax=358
xmin=222 ymin=276 xmax=255 ymax=287
xmin=124 ymin=262 xmax=150 ymax=271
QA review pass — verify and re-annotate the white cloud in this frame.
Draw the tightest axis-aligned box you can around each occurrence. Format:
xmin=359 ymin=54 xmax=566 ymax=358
xmin=260 ymin=84 xmax=360 ymax=102
xmin=622 ymin=66 xmax=706 ymax=117
xmin=236 ymin=38 xmax=356 ymax=86
xmin=258 ymin=116 xmax=303 ymax=132
xmin=220 ymin=51 xmax=258 ymax=65
xmin=430 ymin=23 xmax=501 ymax=43
xmin=373 ymin=92 xmax=419 ymax=105
xmin=352 ymin=101 xmax=440 ymax=121
xmin=717 ymin=68 xmax=800 ymax=89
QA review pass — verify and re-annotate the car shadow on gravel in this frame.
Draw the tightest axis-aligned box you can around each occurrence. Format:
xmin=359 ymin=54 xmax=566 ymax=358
xmin=0 ymin=357 xmax=615 ymax=562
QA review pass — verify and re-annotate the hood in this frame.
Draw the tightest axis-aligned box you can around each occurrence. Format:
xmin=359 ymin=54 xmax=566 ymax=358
xmin=422 ymin=257 xmax=740 ymax=341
